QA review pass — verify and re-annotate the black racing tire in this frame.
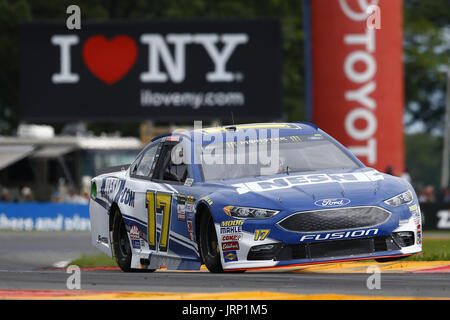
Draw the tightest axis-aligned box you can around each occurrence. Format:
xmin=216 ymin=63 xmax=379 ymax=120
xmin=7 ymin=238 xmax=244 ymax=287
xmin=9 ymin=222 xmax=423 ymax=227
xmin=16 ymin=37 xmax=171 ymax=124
xmin=112 ymin=208 xmax=156 ymax=273
xmin=112 ymin=209 xmax=132 ymax=272
xmin=198 ymin=211 xmax=224 ymax=273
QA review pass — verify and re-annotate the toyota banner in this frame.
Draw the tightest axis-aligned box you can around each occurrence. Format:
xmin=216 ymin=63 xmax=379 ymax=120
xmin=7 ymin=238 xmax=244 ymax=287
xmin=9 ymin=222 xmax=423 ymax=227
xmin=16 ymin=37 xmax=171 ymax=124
xmin=305 ymin=0 xmax=405 ymax=173
xmin=20 ymin=19 xmax=282 ymax=122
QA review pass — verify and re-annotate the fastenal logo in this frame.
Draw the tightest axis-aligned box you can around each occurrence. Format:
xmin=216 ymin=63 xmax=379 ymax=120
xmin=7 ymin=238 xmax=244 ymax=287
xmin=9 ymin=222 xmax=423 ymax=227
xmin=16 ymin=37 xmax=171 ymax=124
xmin=314 ymin=198 xmax=351 ymax=208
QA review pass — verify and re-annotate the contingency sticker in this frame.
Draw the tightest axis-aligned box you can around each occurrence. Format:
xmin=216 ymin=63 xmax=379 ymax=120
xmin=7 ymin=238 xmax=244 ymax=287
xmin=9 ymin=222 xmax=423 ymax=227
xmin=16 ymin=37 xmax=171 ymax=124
xmin=177 ymin=194 xmax=186 ymax=221
xmin=223 ymin=251 xmax=238 ymax=262
xmin=129 ymin=225 xmax=141 ymax=249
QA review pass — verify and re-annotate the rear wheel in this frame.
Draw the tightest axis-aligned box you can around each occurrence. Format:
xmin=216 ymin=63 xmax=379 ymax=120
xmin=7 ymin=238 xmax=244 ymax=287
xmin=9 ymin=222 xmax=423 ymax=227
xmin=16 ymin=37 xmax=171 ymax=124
xmin=199 ymin=212 xmax=223 ymax=273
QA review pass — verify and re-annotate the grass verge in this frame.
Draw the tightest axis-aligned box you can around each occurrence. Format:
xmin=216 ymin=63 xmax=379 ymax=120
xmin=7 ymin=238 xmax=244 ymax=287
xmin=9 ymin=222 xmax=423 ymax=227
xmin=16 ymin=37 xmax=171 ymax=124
xmin=405 ymin=239 xmax=450 ymax=261
xmin=69 ymin=253 xmax=117 ymax=268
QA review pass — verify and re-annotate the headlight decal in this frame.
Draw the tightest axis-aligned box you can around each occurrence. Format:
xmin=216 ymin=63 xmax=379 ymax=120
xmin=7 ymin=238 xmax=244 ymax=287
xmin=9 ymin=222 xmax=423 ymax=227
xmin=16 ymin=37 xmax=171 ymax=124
xmin=223 ymin=206 xmax=279 ymax=219
xmin=384 ymin=190 xmax=414 ymax=207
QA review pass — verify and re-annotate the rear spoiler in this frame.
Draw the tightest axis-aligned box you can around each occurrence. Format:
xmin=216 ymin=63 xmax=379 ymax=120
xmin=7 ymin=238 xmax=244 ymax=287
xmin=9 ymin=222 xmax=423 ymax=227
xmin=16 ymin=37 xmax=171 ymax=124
xmin=96 ymin=164 xmax=129 ymax=176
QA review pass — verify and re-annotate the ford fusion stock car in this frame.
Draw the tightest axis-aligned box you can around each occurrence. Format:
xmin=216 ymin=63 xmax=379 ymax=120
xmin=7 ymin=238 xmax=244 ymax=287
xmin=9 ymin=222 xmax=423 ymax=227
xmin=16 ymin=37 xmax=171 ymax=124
xmin=89 ymin=122 xmax=422 ymax=272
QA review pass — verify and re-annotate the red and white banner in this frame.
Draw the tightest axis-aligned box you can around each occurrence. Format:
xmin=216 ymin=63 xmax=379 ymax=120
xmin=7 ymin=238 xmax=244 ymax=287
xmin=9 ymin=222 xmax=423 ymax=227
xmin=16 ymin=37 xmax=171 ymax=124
xmin=309 ymin=0 xmax=404 ymax=174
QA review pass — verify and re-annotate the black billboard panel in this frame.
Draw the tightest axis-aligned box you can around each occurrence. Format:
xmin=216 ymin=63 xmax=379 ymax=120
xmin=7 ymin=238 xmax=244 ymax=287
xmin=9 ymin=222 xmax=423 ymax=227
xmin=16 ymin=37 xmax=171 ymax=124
xmin=20 ymin=20 xmax=282 ymax=122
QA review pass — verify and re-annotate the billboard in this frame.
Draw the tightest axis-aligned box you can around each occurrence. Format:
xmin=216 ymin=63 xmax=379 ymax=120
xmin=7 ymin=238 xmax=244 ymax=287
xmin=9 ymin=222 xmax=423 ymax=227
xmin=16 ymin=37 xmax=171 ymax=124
xmin=20 ymin=20 xmax=282 ymax=122
xmin=305 ymin=0 xmax=404 ymax=173
xmin=0 ymin=202 xmax=89 ymax=231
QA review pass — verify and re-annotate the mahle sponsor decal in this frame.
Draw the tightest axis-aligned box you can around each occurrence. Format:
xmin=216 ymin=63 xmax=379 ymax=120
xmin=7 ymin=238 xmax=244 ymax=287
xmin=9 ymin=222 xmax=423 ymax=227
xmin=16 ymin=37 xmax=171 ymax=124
xmin=220 ymin=220 xmax=244 ymax=234
xmin=314 ymin=198 xmax=351 ymax=208
xmin=299 ymin=228 xmax=379 ymax=242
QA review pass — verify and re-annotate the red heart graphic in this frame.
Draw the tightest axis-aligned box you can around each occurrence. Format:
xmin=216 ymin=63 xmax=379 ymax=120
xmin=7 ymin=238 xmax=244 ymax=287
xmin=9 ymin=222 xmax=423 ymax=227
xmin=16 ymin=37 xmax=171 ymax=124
xmin=82 ymin=35 xmax=137 ymax=85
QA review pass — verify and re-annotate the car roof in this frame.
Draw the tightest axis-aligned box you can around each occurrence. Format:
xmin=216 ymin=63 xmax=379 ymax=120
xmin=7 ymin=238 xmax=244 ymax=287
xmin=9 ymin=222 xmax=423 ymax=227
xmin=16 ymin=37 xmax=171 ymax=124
xmin=152 ymin=122 xmax=321 ymax=144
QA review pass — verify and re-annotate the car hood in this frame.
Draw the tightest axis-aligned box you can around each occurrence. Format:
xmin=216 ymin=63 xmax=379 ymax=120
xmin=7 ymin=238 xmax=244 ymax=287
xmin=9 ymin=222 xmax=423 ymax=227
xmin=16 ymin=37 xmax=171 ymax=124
xmin=202 ymin=168 xmax=412 ymax=213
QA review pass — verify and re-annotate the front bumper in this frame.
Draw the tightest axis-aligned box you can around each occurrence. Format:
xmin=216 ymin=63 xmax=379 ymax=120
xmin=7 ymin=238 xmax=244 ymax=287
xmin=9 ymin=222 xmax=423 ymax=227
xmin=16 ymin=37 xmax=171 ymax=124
xmin=216 ymin=204 xmax=423 ymax=271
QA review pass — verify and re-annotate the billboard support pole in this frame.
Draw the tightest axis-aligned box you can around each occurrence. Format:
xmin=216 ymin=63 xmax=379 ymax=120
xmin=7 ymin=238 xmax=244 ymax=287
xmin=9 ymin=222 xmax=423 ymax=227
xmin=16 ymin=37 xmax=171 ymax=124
xmin=441 ymin=63 xmax=450 ymax=189
xmin=302 ymin=0 xmax=312 ymax=122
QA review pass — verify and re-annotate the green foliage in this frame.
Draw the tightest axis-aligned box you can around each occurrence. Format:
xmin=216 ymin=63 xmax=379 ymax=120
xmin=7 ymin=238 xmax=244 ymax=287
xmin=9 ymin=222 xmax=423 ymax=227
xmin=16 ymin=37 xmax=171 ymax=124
xmin=405 ymin=132 xmax=443 ymax=188
xmin=0 ymin=0 xmax=31 ymax=134
xmin=403 ymin=0 xmax=450 ymax=133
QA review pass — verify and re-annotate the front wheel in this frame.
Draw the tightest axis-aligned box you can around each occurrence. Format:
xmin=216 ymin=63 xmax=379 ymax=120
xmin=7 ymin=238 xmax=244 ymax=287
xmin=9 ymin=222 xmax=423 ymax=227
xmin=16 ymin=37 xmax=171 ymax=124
xmin=199 ymin=212 xmax=223 ymax=273
xmin=112 ymin=210 xmax=132 ymax=272
xmin=112 ymin=209 xmax=156 ymax=272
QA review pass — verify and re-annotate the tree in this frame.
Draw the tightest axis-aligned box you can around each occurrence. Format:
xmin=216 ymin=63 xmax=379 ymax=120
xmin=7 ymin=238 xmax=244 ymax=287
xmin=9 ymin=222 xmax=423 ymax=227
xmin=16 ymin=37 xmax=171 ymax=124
xmin=405 ymin=132 xmax=443 ymax=188
xmin=403 ymin=0 xmax=450 ymax=133
xmin=0 ymin=0 xmax=31 ymax=134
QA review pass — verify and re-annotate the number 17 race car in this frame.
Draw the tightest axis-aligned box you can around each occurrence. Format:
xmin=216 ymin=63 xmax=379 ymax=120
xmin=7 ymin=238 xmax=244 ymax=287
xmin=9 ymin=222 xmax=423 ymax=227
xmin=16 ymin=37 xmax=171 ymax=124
xmin=89 ymin=122 xmax=422 ymax=272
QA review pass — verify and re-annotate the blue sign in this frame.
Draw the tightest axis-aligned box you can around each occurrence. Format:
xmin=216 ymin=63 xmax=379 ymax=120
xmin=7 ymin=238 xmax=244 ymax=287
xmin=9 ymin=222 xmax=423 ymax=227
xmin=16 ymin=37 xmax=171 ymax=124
xmin=0 ymin=202 xmax=90 ymax=231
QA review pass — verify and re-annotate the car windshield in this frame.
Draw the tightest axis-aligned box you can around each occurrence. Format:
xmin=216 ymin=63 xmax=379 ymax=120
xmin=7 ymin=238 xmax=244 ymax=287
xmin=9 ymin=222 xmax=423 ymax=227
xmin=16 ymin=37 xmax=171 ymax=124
xmin=196 ymin=134 xmax=360 ymax=181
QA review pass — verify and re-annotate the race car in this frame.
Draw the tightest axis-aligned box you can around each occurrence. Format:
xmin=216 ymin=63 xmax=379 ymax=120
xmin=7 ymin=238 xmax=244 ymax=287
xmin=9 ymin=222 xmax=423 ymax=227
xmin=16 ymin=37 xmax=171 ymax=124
xmin=89 ymin=122 xmax=422 ymax=272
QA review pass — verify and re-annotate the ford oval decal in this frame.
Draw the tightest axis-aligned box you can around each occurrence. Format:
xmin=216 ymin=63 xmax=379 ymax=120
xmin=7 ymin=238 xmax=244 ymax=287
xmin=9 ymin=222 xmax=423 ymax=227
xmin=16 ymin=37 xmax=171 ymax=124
xmin=314 ymin=198 xmax=351 ymax=208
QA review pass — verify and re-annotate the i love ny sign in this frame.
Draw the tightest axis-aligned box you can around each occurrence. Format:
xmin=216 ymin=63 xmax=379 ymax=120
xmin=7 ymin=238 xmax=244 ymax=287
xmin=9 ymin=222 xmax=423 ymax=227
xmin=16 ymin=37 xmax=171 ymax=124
xmin=20 ymin=20 xmax=282 ymax=122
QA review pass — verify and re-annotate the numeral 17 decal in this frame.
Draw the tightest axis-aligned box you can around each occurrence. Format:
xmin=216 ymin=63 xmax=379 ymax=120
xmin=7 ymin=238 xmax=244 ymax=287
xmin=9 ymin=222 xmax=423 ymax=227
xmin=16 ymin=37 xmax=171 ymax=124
xmin=254 ymin=229 xmax=270 ymax=241
xmin=146 ymin=191 xmax=172 ymax=252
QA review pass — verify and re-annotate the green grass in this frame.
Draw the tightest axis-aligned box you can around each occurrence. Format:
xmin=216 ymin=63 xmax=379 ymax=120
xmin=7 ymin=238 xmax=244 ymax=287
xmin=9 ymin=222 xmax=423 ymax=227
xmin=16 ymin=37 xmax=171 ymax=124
xmin=405 ymin=239 xmax=450 ymax=261
xmin=69 ymin=253 xmax=117 ymax=268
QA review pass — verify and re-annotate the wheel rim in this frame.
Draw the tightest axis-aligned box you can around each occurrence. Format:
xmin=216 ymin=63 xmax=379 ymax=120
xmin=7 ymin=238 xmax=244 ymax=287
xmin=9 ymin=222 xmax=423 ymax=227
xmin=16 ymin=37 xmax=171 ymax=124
xmin=118 ymin=218 xmax=130 ymax=257
xmin=205 ymin=215 xmax=218 ymax=257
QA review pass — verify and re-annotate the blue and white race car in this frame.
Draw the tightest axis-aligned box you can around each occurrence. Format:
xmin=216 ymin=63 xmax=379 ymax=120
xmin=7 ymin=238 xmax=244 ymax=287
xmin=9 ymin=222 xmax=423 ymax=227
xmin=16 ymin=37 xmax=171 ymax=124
xmin=89 ymin=122 xmax=422 ymax=272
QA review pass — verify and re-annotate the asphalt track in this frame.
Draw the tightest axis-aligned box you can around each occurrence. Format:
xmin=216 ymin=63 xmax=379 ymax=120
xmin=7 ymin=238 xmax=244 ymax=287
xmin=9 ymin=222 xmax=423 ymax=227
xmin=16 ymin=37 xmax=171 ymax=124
xmin=0 ymin=231 xmax=450 ymax=299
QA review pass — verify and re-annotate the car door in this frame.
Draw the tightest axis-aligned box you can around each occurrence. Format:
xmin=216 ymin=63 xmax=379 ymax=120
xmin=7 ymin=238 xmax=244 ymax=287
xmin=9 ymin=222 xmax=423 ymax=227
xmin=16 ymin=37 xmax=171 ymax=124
xmin=127 ymin=138 xmax=200 ymax=268
xmin=126 ymin=141 xmax=169 ymax=253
